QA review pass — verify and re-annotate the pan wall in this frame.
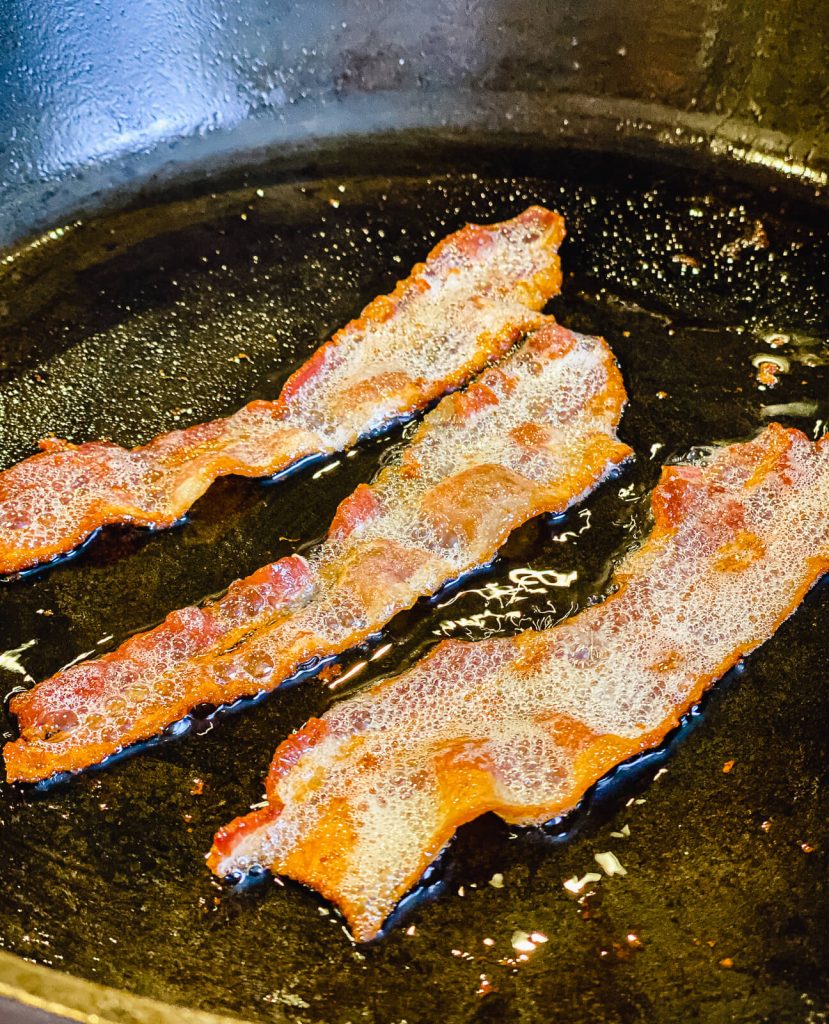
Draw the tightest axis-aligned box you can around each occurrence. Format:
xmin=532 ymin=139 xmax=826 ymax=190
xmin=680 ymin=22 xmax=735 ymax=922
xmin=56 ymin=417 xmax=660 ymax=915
xmin=0 ymin=0 xmax=827 ymax=247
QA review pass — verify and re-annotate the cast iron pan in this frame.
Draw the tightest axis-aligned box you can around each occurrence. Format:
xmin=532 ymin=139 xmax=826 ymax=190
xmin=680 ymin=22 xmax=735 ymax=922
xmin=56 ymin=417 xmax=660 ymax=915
xmin=0 ymin=142 xmax=828 ymax=1024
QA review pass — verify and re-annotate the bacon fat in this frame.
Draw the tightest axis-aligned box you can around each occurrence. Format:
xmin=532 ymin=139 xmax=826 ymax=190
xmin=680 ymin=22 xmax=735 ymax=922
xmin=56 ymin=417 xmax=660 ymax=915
xmin=0 ymin=207 xmax=564 ymax=574
xmin=4 ymin=318 xmax=630 ymax=781
xmin=208 ymin=424 xmax=829 ymax=941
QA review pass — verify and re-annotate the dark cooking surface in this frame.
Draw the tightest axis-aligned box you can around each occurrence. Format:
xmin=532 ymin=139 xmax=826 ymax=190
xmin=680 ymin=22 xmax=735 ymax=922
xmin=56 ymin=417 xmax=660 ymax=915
xmin=0 ymin=148 xmax=827 ymax=1023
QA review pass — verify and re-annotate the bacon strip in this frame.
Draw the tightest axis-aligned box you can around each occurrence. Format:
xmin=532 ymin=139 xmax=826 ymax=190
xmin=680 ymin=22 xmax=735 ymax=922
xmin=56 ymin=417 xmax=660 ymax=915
xmin=208 ymin=424 xmax=829 ymax=942
xmin=4 ymin=318 xmax=630 ymax=782
xmin=0 ymin=207 xmax=565 ymax=575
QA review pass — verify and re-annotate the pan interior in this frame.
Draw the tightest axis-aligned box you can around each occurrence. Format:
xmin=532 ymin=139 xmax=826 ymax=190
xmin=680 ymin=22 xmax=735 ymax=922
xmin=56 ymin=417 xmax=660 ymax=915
xmin=0 ymin=144 xmax=828 ymax=1024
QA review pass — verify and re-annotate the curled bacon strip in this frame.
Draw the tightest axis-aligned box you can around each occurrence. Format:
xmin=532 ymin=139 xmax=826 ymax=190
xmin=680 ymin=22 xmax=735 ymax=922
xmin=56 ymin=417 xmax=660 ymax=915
xmin=4 ymin=318 xmax=630 ymax=781
xmin=0 ymin=206 xmax=565 ymax=574
xmin=209 ymin=424 xmax=829 ymax=941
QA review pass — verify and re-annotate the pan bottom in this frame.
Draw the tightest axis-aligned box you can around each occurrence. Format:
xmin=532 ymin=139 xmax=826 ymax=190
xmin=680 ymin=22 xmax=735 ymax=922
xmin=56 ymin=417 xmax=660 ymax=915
xmin=0 ymin=142 xmax=827 ymax=1024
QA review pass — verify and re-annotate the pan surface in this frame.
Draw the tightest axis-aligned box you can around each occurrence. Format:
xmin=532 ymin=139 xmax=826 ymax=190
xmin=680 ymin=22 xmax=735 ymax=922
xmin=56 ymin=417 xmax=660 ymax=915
xmin=0 ymin=144 xmax=828 ymax=1024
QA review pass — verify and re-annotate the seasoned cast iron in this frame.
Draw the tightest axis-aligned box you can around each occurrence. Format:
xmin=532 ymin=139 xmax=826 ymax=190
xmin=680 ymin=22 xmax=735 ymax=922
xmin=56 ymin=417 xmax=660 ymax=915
xmin=0 ymin=3 xmax=827 ymax=1023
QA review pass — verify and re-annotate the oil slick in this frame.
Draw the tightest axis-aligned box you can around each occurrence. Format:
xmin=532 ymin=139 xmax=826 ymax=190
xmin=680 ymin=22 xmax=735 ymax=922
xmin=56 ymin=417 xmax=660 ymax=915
xmin=0 ymin=639 xmax=37 ymax=683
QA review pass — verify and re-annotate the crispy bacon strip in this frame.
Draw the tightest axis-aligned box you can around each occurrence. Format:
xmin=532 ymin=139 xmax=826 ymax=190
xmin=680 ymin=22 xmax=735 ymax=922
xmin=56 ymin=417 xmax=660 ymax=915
xmin=4 ymin=318 xmax=630 ymax=781
xmin=208 ymin=424 xmax=829 ymax=942
xmin=0 ymin=207 xmax=565 ymax=574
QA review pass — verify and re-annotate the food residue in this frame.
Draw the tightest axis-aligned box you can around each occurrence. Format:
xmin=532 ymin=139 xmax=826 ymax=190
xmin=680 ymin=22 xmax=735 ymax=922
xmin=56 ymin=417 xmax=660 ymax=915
xmin=595 ymin=851 xmax=628 ymax=877
xmin=564 ymin=872 xmax=603 ymax=895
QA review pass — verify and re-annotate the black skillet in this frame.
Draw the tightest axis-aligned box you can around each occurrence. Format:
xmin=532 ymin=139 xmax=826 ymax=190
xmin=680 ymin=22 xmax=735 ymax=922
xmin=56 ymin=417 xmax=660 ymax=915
xmin=1 ymin=4 xmax=828 ymax=1024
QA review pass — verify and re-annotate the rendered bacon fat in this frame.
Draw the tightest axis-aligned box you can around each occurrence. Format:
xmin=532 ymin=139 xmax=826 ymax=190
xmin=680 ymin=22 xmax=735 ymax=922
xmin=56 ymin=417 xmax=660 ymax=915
xmin=209 ymin=424 xmax=829 ymax=941
xmin=0 ymin=207 xmax=565 ymax=574
xmin=4 ymin=318 xmax=630 ymax=781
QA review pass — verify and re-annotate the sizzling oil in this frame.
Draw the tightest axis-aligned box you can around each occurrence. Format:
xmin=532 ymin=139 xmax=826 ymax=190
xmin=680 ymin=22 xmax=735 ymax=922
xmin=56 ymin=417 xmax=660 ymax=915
xmin=0 ymin=148 xmax=827 ymax=1024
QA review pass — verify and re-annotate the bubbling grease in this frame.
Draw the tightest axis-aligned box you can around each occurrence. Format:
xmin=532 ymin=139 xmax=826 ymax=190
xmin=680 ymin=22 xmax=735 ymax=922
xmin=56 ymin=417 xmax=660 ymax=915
xmin=5 ymin=318 xmax=629 ymax=781
xmin=0 ymin=207 xmax=564 ymax=573
xmin=210 ymin=425 xmax=829 ymax=942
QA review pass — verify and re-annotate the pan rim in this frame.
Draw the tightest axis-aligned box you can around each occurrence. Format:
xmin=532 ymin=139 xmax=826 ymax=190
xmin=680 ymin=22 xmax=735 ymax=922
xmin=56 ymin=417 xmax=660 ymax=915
xmin=1 ymin=89 xmax=826 ymax=255
xmin=0 ymin=949 xmax=259 ymax=1024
